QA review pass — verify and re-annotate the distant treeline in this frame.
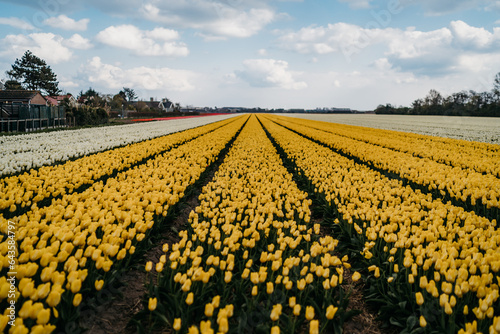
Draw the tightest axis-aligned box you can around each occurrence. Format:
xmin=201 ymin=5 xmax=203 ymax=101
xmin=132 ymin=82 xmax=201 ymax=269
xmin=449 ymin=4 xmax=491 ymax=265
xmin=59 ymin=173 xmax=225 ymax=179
xmin=66 ymin=106 xmax=109 ymax=126
xmin=376 ymin=73 xmax=500 ymax=117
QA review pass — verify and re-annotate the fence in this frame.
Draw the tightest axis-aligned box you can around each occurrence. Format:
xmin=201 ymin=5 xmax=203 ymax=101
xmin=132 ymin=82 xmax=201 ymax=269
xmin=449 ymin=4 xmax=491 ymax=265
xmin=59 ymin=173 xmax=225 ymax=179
xmin=0 ymin=103 xmax=67 ymax=132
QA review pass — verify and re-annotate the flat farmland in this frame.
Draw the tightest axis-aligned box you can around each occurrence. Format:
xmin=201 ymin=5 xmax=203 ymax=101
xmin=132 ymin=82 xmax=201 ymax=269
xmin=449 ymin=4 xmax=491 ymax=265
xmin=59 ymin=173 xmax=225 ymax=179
xmin=1 ymin=114 xmax=499 ymax=334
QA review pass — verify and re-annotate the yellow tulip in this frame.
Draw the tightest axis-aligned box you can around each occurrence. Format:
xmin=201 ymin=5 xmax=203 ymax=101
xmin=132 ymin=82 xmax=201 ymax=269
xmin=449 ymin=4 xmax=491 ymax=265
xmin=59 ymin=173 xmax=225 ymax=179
xmin=46 ymin=289 xmax=62 ymax=308
xmin=419 ymin=315 xmax=427 ymax=327
xmin=212 ymin=295 xmax=220 ymax=308
xmin=200 ymin=320 xmax=213 ymax=334
xmin=95 ymin=280 xmax=104 ymax=291
xmin=309 ymin=320 xmax=319 ymax=334
xmin=250 ymin=272 xmax=259 ymax=284
xmin=218 ymin=317 xmax=228 ymax=333
xmin=145 ymin=261 xmax=153 ymax=272
xmin=36 ymin=308 xmax=50 ymax=325
xmin=188 ymin=325 xmax=199 ymax=334
xmin=36 ymin=283 xmax=51 ymax=299
xmin=266 ymin=282 xmax=274 ymax=294
xmin=181 ymin=279 xmax=191 ymax=292
xmin=305 ymin=306 xmax=315 ymax=321
xmin=415 ymin=292 xmax=424 ymax=306
xmin=173 ymin=318 xmax=182 ymax=331
xmin=205 ymin=303 xmax=214 ymax=317
xmin=186 ymin=293 xmax=194 ymax=305
xmin=148 ymin=297 xmax=157 ymax=311
xmin=270 ymin=304 xmax=282 ymax=321
xmin=19 ymin=300 xmax=33 ymax=319
xmin=71 ymin=279 xmax=82 ymax=293
xmin=73 ymin=293 xmax=82 ymax=307
xmin=326 ymin=305 xmax=338 ymax=320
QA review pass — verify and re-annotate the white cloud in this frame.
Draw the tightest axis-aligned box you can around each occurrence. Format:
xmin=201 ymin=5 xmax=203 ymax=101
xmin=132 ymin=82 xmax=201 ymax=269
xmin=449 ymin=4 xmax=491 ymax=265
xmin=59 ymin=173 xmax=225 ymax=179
xmin=140 ymin=1 xmax=275 ymax=39
xmin=1 ymin=33 xmax=73 ymax=63
xmin=64 ymin=34 xmax=93 ymax=50
xmin=384 ymin=21 xmax=500 ymax=74
xmin=279 ymin=23 xmax=388 ymax=57
xmin=1 ymin=1 xmax=276 ymax=40
xmin=279 ymin=20 xmax=500 ymax=76
xmin=455 ymin=52 xmax=500 ymax=74
xmin=373 ymin=58 xmax=392 ymax=71
xmin=44 ymin=15 xmax=89 ymax=31
xmin=386 ymin=27 xmax=453 ymax=59
xmin=0 ymin=17 xmax=35 ymax=30
xmin=83 ymin=56 xmax=197 ymax=92
xmin=200 ymin=8 xmax=274 ymax=39
xmin=236 ymin=59 xmax=307 ymax=90
xmin=146 ymin=27 xmax=180 ymax=41
xmin=96 ymin=25 xmax=189 ymax=57
xmin=450 ymin=20 xmax=500 ymax=49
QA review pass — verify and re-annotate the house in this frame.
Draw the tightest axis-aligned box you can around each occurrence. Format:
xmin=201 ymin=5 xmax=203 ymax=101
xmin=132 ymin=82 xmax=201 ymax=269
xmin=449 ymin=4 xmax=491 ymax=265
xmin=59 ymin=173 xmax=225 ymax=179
xmin=45 ymin=94 xmax=77 ymax=107
xmin=0 ymin=90 xmax=47 ymax=105
xmin=0 ymin=90 xmax=47 ymax=119
xmin=134 ymin=97 xmax=176 ymax=112
xmin=159 ymin=98 xmax=174 ymax=112
xmin=137 ymin=97 xmax=161 ymax=110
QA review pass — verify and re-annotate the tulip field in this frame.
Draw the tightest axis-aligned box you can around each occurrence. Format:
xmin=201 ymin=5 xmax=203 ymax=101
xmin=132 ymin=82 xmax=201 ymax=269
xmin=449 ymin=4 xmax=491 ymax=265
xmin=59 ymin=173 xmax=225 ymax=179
xmin=1 ymin=114 xmax=499 ymax=334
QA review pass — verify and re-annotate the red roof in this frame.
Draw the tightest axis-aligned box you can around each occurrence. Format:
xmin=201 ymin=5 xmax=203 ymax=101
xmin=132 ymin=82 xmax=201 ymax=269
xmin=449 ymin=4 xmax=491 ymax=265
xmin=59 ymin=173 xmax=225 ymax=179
xmin=44 ymin=94 xmax=74 ymax=106
xmin=45 ymin=96 xmax=58 ymax=106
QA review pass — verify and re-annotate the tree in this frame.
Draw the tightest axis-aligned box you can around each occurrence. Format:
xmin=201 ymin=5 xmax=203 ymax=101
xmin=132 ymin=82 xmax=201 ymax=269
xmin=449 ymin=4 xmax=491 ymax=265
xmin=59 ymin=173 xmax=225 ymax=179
xmin=174 ymin=102 xmax=181 ymax=112
xmin=493 ymin=72 xmax=500 ymax=99
xmin=6 ymin=50 xmax=60 ymax=95
xmin=81 ymin=87 xmax=98 ymax=98
xmin=422 ymin=89 xmax=443 ymax=115
xmin=122 ymin=87 xmax=137 ymax=102
xmin=78 ymin=88 xmax=106 ymax=108
xmin=110 ymin=94 xmax=126 ymax=110
xmin=4 ymin=80 xmax=23 ymax=90
xmin=136 ymin=101 xmax=149 ymax=111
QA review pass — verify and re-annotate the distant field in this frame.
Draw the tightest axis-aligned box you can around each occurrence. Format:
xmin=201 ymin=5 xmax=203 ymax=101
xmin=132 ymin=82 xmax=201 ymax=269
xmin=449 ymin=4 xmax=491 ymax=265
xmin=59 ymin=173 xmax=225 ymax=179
xmin=279 ymin=113 xmax=500 ymax=144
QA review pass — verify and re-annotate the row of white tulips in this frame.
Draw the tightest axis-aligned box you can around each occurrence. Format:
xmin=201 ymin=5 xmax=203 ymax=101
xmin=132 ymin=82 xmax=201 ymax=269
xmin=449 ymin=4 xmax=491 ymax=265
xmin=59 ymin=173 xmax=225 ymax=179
xmin=0 ymin=115 xmax=239 ymax=176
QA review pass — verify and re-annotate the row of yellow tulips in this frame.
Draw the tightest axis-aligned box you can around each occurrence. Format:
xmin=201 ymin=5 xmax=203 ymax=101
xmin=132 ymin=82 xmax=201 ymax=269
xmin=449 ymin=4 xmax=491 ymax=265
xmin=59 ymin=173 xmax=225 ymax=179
xmin=269 ymin=116 xmax=500 ymax=214
xmin=143 ymin=115 xmax=352 ymax=334
xmin=261 ymin=115 xmax=500 ymax=334
xmin=280 ymin=116 xmax=500 ymax=177
xmin=0 ymin=115 xmax=248 ymax=333
xmin=0 ymin=117 xmax=237 ymax=217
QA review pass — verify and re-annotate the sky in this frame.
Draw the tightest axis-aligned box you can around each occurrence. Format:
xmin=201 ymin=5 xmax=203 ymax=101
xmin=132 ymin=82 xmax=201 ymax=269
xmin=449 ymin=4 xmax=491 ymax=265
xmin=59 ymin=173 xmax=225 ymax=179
xmin=0 ymin=0 xmax=499 ymax=110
